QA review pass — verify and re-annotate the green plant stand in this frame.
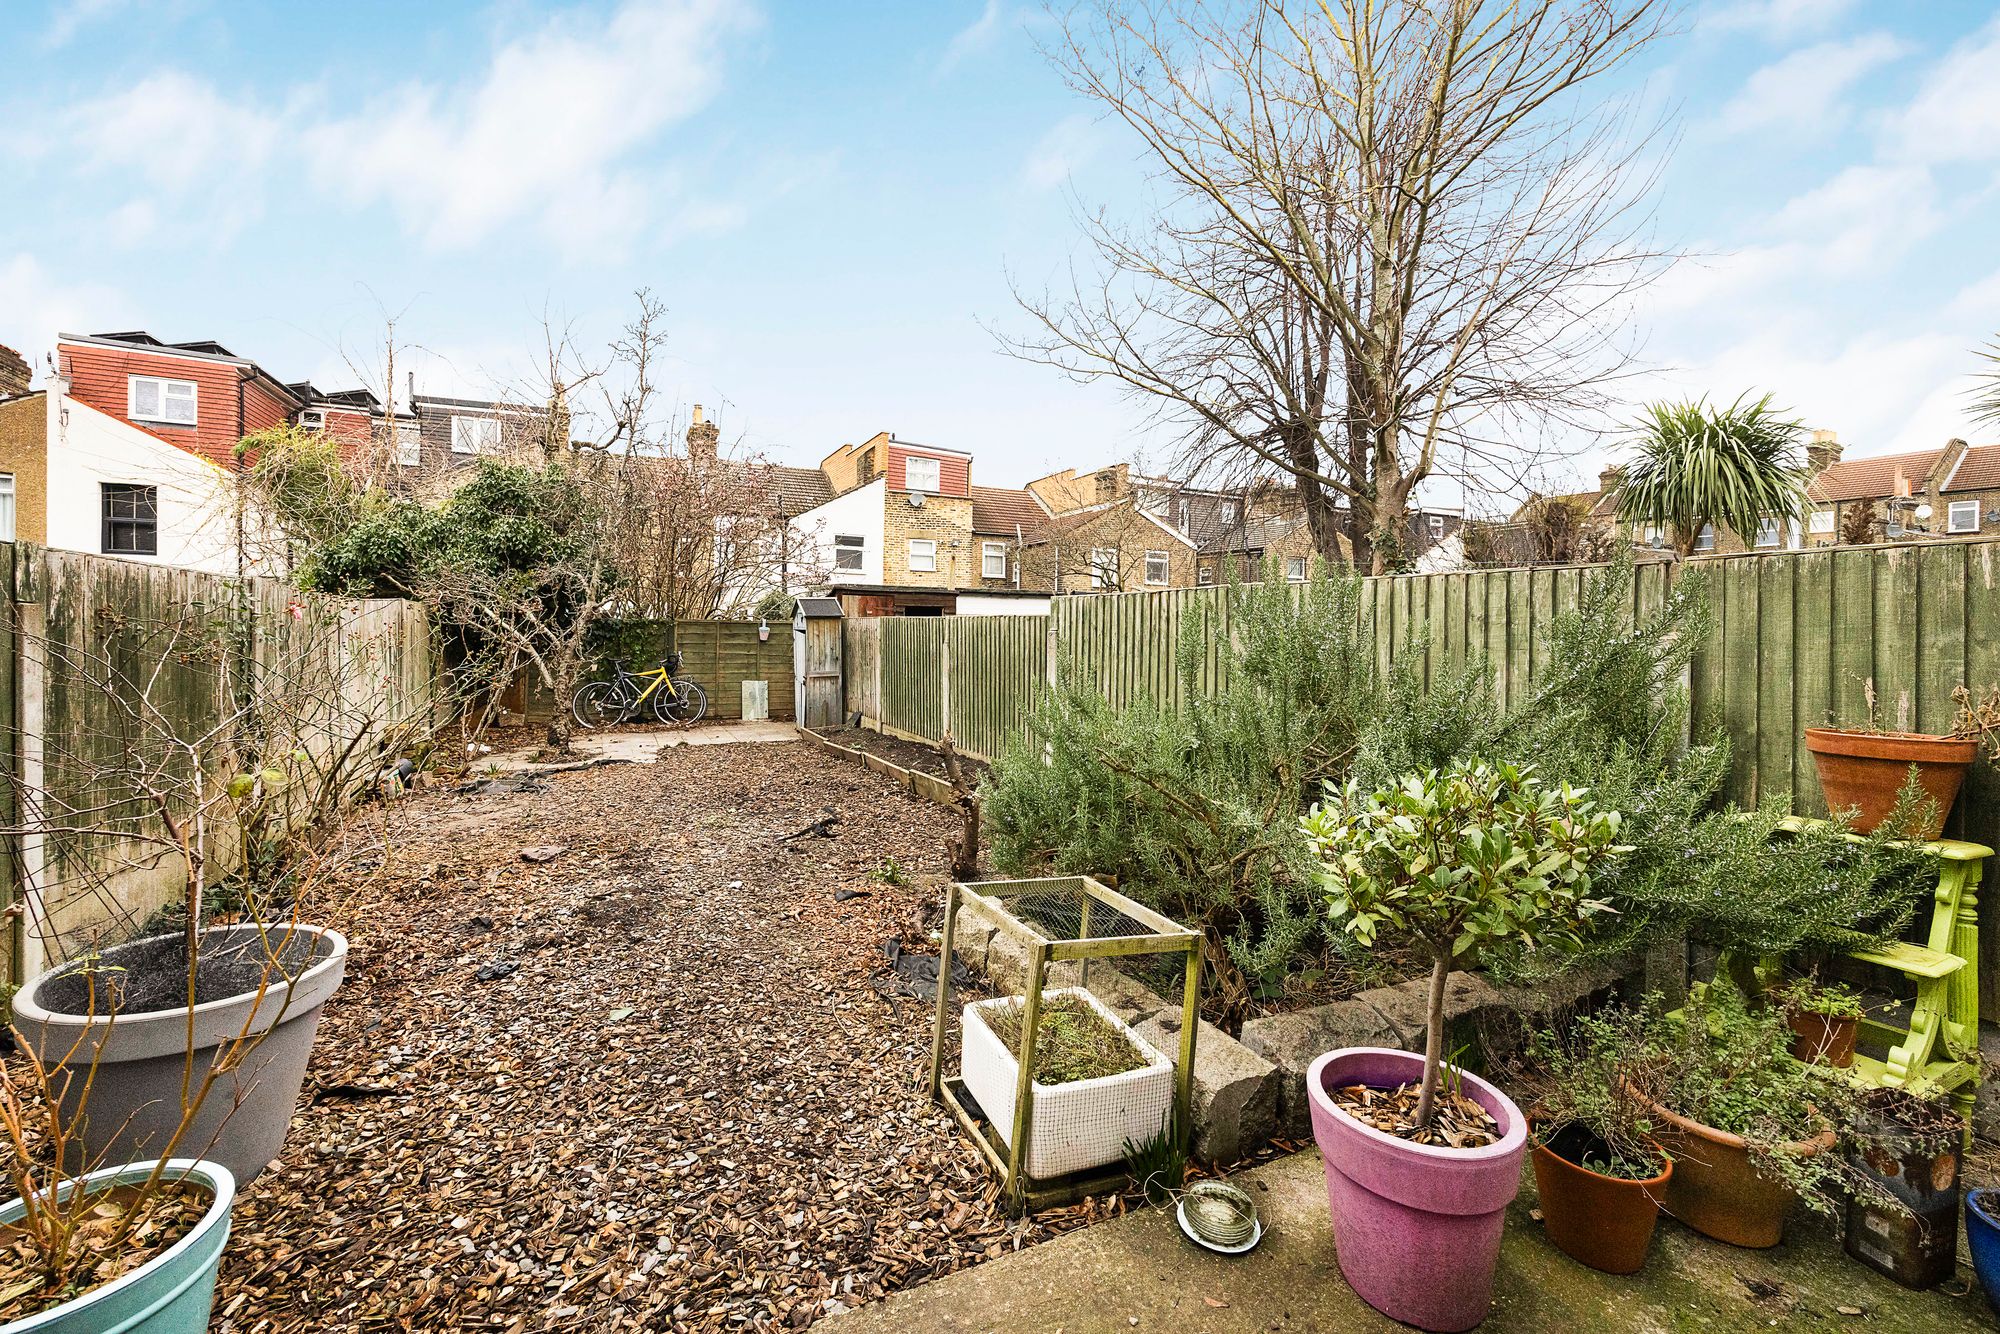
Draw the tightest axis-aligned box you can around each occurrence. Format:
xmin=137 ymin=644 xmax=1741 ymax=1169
xmin=1779 ymin=817 xmax=1987 ymax=1130
xmin=926 ymin=876 xmax=1201 ymax=1216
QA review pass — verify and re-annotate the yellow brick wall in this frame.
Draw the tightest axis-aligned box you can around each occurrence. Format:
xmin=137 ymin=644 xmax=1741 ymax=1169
xmin=1022 ymin=504 xmax=1193 ymax=593
xmin=881 ymin=493 xmax=975 ymax=588
xmin=0 ymin=393 xmax=48 ymax=543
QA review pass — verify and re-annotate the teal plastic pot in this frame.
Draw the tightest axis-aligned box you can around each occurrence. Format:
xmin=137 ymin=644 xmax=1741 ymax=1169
xmin=0 ymin=1159 xmax=235 ymax=1334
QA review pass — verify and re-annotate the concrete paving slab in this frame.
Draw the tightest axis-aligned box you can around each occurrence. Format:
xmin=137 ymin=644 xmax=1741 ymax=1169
xmin=484 ymin=722 xmax=797 ymax=770
xmin=834 ymin=1148 xmax=1994 ymax=1333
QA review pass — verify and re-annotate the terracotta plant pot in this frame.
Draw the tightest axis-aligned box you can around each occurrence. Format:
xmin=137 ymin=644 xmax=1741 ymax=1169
xmin=1530 ymin=1123 xmax=1672 ymax=1275
xmin=1786 ymin=1009 xmax=1858 ymax=1068
xmin=1802 ymin=727 xmax=1978 ymax=839
xmin=1645 ymin=1099 xmax=1829 ymax=1248
xmin=1307 ymin=1048 xmax=1527 ymax=1332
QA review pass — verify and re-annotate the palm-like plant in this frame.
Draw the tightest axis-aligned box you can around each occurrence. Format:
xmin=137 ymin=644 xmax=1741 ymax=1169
xmin=1974 ymin=338 xmax=2000 ymax=428
xmin=1615 ymin=394 xmax=1808 ymax=556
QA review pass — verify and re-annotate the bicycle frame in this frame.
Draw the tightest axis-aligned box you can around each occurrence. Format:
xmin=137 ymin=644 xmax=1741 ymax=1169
xmin=612 ymin=664 xmax=682 ymax=711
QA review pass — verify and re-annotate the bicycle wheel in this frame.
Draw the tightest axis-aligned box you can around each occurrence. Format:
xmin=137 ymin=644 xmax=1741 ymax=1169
xmin=572 ymin=681 xmax=621 ymax=729
xmin=658 ymin=679 xmax=707 ymax=724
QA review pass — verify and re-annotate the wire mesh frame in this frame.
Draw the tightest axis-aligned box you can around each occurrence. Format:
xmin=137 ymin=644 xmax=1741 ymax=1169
xmin=926 ymin=875 xmax=1201 ymax=1214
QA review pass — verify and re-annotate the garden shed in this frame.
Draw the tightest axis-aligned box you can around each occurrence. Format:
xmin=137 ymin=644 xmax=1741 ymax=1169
xmin=793 ymin=597 xmax=844 ymax=728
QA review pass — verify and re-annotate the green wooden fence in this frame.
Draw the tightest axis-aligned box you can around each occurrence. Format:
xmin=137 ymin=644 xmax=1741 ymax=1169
xmin=855 ymin=539 xmax=2000 ymax=842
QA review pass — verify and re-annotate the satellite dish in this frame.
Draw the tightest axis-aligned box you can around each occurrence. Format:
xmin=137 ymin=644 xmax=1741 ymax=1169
xmin=1915 ymin=503 xmax=1933 ymax=521
xmin=908 ymin=492 xmax=927 ymax=508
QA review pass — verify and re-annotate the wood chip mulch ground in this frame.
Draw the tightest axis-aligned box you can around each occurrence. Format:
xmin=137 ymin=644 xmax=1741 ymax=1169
xmin=214 ymin=737 xmax=1123 ymax=1333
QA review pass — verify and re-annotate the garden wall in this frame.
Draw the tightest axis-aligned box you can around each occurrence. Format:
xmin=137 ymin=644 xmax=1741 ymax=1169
xmin=1 ymin=542 xmax=439 ymax=985
xmin=849 ymin=538 xmax=2000 ymax=1011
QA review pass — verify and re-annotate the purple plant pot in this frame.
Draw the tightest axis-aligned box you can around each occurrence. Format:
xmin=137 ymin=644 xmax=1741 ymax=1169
xmin=1308 ymin=1047 xmax=1528 ymax=1332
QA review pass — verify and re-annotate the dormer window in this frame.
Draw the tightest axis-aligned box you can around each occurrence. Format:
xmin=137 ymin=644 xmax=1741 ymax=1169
xmin=129 ymin=375 xmax=197 ymax=426
xmin=905 ymin=455 xmax=941 ymax=493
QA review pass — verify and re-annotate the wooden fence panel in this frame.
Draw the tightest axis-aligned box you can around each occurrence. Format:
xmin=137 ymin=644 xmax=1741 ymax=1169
xmin=879 ymin=617 xmax=944 ymax=741
xmin=942 ymin=615 xmax=1048 ymax=761
xmin=843 ymin=618 xmax=882 ymax=724
xmin=672 ymin=620 xmax=794 ymax=721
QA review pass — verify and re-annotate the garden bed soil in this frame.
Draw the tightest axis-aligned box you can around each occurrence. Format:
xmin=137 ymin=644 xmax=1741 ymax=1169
xmin=211 ymin=739 xmax=1132 ymax=1332
xmin=0 ymin=1181 xmax=209 ymax=1322
xmin=811 ymin=726 xmax=985 ymax=783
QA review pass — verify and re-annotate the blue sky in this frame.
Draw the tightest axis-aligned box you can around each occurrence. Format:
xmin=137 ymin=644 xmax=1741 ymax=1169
xmin=4 ymin=0 xmax=1999 ymax=509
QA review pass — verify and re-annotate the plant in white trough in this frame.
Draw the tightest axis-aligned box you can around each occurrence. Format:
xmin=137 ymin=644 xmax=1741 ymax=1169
xmin=961 ymin=989 xmax=1173 ymax=1178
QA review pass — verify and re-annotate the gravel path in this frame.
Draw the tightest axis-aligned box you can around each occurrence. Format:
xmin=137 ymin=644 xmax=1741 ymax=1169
xmin=215 ymin=738 xmax=1115 ymax=1332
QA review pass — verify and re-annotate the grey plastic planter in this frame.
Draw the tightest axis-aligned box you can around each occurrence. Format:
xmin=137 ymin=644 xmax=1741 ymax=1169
xmin=0 ymin=1158 xmax=234 ymax=1334
xmin=13 ymin=924 xmax=348 ymax=1186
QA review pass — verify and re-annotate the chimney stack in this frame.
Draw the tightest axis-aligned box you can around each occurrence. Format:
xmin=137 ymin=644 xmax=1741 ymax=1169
xmin=687 ymin=403 xmax=719 ymax=466
xmin=1597 ymin=463 xmax=1624 ymax=496
xmin=1806 ymin=429 xmax=1842 ymax=474
xmin=0 ymin=344 xmax=30 ymax=399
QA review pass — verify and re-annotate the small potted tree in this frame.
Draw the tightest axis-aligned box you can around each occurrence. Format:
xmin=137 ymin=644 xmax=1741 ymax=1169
xmin=1299 ymin=760 xmax=1627 ymax=1331
xmin=1522 ymin=1006 xmax=1673 ymax=1275
xmin=1776 ymin=974 xmax=1864 ymax=1068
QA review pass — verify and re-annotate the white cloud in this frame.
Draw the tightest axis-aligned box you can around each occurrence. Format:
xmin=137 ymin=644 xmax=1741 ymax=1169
xmin=60 ymin=71 xmax=280 ymax=194
xmin=42 ymin=0 xmax=131 ymax=49
xmin=1885 ymin=15 xmax=2000 ymax=165
xmin=937 ymin=1 xmax=1009 ymax=77
xmin=0 ymin=255 xmax=125 ymax=370
xmin=1713 ymin=32 xmax=1907 ymax=137
xmin=1704 ymin=0 xmax=1859 ymax=41
xmin=1019 ymin=114 xmax=1101 ymax=192
xmin=302 ymin=0 xmax=757 ymax=252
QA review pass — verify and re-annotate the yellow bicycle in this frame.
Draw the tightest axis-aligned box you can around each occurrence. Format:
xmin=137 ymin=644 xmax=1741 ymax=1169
xmin=571 ymin=655 xmax=708 ymax=728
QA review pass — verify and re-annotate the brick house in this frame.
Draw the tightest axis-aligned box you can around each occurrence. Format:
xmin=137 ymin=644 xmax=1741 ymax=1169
xmin=1018 ymin=496 xmax=1197 ymax=593
xmin=16 ymin=331 xmax=548 ymax=571
xmin=0 ymin=345 xmax=42 ymax=544
xmin=788 ymin=431 xmax=1052 ymax=615
xmin=1800 ymin=434 xmax=2000 ymax=545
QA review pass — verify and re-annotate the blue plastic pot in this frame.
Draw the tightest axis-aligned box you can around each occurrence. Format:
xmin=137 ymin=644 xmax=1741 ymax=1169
xmin=0 ymin=1159 xmax=235 ymax=1334
xmin=1969 ymin=1188 xmax=2000 ymax=1315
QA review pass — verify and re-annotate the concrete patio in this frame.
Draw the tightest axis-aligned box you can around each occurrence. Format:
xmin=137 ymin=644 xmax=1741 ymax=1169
xmin=485 ymin=721 xmax=798 ymax=771
xmin=835 ymin=1148 xmax=1995 ymax=1333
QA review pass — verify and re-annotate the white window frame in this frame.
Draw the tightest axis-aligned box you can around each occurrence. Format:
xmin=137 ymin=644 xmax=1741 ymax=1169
xmin=452 ymin=415 xmax=501 ymax=455
xmin=298 ymin=408 xmax=326 ymax=430
xmin=904 ymin=455 xmax=941 ymax=493
xmin=1220 ymin=500 xmax=1238 ymax=524
xmin=981 ymin=540 xmax=1007 ymax=580
xmin=1642 ymin=523 xmax=1664 ymax=549
xmin=393 ymin=420 xmax=422 ymax=467
xmin=1428 ymin=515 xmax=1445 ymax=538
xmin=1754 ymin=516 xmax=1782 ymax=549
xmin=1197 ymin=565 xmax=1214 ymax=585
xmin=1809 ymin=508 xmax=1835 ymax=535
xmin=1949 ymin=499 xmax=1981 ymax=534
xmin=1285 ymin=556 xmax=1307 ymax=582
xmin=907 ymin=538 xmax=937 ymax=573
xmin=835 ymin=533 xmax=865 ymax=573
xmin=1089 ymin=547 xmax=1119 ymax=588
xmin=1694 ymin=523 xmax=1716 ymax=552
xmin=1178 ymin=499 xmax=1191 ymax=531
xmin=128 ymin=375 xmax=197 ymax=426
xmin=1143 ymin=549 xmax=1169 ymax=585
xmin=0 ymin=472 xmax=14 ymax=542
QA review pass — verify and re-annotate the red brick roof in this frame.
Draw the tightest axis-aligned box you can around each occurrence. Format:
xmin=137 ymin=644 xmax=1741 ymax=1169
xmin=1808 ymin=448 xmax=1945 ymax=503
xmin=970 ymin=485 xmax=1048 ymax=537
xmin=1945 ymin=444 xmax=2000 ymax=493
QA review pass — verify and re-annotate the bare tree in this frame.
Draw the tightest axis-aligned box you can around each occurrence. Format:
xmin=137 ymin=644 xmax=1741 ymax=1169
xmin=1007 ymin=0 xmax=1675 ymax=572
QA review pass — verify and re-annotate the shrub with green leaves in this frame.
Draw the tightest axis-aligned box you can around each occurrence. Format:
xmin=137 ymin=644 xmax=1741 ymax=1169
xmin=982 ymin=564 xmax=1378 ymax=1008
xmin=1526 ymin=1005 xmax=1669 ymax=1179
xmin=1301 ymin=760 xmax=1627 ymax=1128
